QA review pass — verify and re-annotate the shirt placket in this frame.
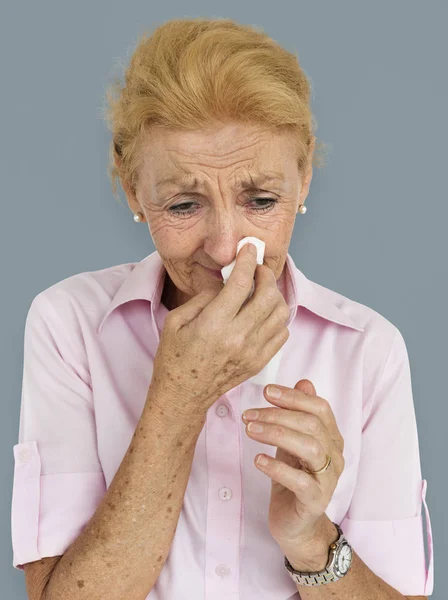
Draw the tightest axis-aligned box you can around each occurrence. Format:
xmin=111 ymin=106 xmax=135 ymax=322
xmin=204 ymin=385 xmax=242 ymax=599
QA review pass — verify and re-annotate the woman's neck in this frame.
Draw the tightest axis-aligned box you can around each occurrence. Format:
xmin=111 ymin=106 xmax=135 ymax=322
xmin=161 ymin=272 xmax=177 ymax=311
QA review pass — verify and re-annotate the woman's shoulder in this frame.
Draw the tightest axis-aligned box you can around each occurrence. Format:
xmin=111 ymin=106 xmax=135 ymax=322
xmin=310 ymin=279 xmax=412 ymax=393
xmin=26 ymin=259 xmax=139 ymax=332
xmin=308 ymin=276 xmax=405 ymax=357
xmin=40 ymin=259 xmax=136 ymax=299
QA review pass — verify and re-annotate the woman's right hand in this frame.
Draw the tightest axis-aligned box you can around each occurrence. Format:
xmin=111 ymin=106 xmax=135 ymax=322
xmin=149 ymin=243 xmax=290 ymax=418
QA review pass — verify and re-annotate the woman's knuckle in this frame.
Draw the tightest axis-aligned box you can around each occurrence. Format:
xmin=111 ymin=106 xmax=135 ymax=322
xmin=308 ymin=416 xmax=322 ymax=435
xmin=299 ymin=474 xmax=311 ymax=489
xmin=318 ymin=398 xmax=331 ymax=417
xmin=273 ymin=424 xmax=284 ymax=438
xmin=274 ymin=304 xmax=285 ymax=320
xmin=234 ymin=277 xmax=251 ymax=292
xmin=308 ymin=440 xmax=321 ymax=457
xmin=264 ymin=286 xmax=277 ymax=303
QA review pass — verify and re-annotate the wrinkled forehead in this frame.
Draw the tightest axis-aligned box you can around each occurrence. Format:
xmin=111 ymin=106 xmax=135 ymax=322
xmin=155 ymin=171 xmax=289 ymax=194
xmin=137 ymin=122 xmax=300 ymax=185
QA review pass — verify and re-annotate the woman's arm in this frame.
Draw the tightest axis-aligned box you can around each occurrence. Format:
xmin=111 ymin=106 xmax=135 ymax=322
xmin=24 ymin=383 xmax=206 ymax=600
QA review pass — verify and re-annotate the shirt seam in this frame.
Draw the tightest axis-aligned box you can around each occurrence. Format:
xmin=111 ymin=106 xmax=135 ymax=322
xmin=363 ymin=327 xmax=399 ymax=414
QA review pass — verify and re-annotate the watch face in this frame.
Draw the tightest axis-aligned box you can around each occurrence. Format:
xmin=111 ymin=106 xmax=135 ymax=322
xmin=337 ymin=544 xmax=352 ymax=574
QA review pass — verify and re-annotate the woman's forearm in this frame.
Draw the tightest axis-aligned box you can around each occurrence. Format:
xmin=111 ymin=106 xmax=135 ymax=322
xmin=43 ymin=384 xmax=206 ymax=600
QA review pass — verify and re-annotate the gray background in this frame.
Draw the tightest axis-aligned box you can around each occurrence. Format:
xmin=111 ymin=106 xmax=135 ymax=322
xmin=1 ymin=1 xmax=446 ymax=598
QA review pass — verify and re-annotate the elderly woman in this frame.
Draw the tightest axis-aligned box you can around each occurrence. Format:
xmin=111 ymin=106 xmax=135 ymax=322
xmin=11 ymin=17 xmax=433 ymax=600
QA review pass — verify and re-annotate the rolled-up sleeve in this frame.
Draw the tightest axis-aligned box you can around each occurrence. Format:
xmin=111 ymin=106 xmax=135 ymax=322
xmin=340 ymin=328 xmax=434 ymax=597
xmin=11 ymin=292 xmax=106 ymax=570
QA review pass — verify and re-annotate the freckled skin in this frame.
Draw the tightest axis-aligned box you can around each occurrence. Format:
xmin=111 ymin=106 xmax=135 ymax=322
xmin=118 ymin=121 xmax=314 ymax=311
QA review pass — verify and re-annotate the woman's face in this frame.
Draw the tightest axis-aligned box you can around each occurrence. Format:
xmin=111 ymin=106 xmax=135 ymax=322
xmin=122 ymin=122 xmax=314 ymax=309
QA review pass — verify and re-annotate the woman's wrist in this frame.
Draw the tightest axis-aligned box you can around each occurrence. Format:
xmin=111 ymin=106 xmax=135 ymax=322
xmin=144 ymin=381 xmax=207 ymax=435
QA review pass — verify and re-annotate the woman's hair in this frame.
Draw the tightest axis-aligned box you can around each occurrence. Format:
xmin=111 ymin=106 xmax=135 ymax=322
xmin=102 ymin=17 xmax=330 ymax=200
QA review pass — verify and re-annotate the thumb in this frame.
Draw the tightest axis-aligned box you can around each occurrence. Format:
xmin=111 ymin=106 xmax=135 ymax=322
xmin=294 ymin=379 xmax=316 ymax=397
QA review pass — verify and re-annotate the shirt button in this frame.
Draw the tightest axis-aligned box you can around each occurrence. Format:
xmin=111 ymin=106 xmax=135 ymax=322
xmin=17 ymin=448 xmax=31 ymax=464
xmin=218 ymin=487 xmax=232 ymax=501
xmin=215 ymin=564 xmax=231 ymax=578
xmin=216 ymin=404 xmax=229 ymax=418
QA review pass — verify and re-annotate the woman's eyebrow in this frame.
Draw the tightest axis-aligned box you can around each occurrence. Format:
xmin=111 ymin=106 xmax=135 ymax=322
xmin=155 ymin=172 xmax=286 ymax=192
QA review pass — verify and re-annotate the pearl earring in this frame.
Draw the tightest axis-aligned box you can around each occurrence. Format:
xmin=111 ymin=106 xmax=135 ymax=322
xmin=133 ymin=212 xmax=144 ymax=222
xmin=298 ymin=204 xmax=307 ymax=214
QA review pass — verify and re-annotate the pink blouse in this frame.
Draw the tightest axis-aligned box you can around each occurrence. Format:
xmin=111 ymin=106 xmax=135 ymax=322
xmin=11 ymin=250 xmax=434 ymax=598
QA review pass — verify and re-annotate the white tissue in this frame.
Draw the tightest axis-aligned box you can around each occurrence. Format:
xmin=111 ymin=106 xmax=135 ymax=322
xmin=221 ymin=237 xmax=265 ymax=302
xmin=221 ymin=236 xmax=284 ymax=387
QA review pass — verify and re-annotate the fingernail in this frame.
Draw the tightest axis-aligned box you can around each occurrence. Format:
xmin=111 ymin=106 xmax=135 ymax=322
xmin=247 ymin=243 xmax=256 ymax=256
xmin=243 ymin=409 xmax=259 ymax=421
xmin=256 ymin=454 xmax=269 ymax=466
xmin=267 ymin=385 xmax=282 ymax=398
xmin=248 ymin=422 xmax=264 ymax=433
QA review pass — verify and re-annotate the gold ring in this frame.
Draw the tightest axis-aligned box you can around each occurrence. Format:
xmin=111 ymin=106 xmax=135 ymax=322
xmin=310 ymin=453 xmax=332 ymax=475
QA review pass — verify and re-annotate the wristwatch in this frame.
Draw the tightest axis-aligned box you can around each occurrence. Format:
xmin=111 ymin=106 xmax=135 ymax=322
xmin=284 ymin=522 xmax=353 ymax=587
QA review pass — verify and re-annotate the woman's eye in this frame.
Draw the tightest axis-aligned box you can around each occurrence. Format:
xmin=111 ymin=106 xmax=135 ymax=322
xmin=169 ymin=198 xmax=278 ymax=217
xmin=251 ymin=198 xmax=277 ymax=212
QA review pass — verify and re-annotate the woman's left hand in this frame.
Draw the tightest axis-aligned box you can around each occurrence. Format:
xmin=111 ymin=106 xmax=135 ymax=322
xmin=242 ymin=379 xmax=345 ymax=568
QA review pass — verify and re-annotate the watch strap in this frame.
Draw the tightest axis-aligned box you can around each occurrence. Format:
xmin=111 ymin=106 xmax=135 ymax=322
xmin=284 ymin=522 xmax=351 ymax=587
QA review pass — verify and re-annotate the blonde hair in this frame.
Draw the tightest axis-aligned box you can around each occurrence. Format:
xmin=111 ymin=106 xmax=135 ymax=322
xmin=102 ymin=17 xmax=330 ymax=200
